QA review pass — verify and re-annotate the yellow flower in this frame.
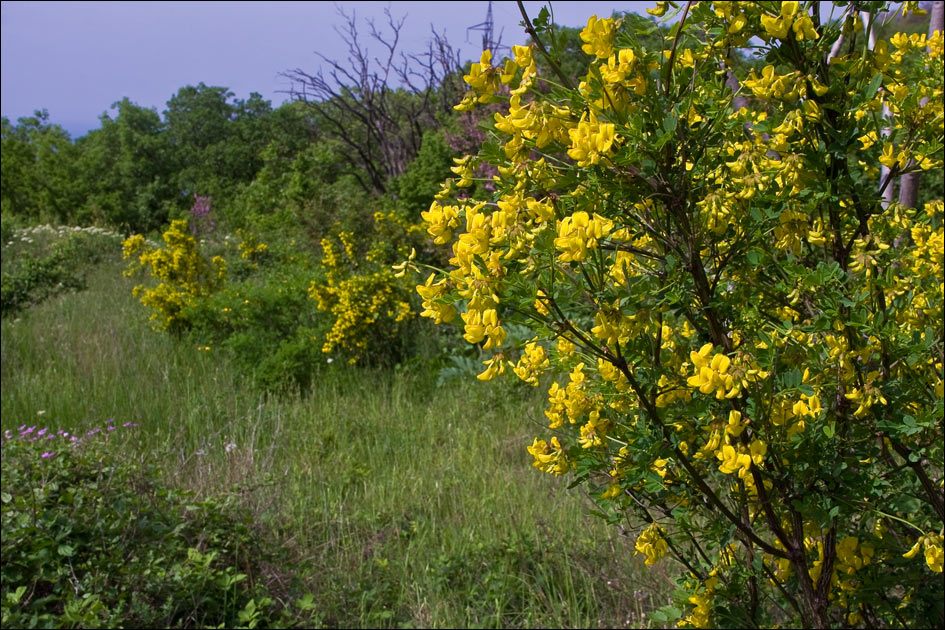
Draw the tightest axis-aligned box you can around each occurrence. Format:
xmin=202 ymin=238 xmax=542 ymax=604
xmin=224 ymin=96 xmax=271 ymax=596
xmin=635 ymin=523 xmax=668 ymax=565
xmin=750 ymin=440 xmax=766 ymax=466
xmin=527 ymin=436 xmax=571 ymax=475
xmin=555 ymin=211 xmax=614 ymax=262
xmin=580 ymin=15 xmax=616 ymax=59
xmin=512 ymin=44 xmax=533 ymax=68
xmin=792 ymin=13 xmax=819 ymax=40
xmin=761 ymin=14 xmax=790 ymax=40
xmin=513 ymin=340 xmax=550 ymax=386
xmin=477 ymin=355 xmax=506 ymax=381
xmin=687 ymin=344 xmax=742 ymax=399
xmin=567 ymin=112 xmax=616 ymax=167
xmin=904 ymin=533 xmax=944 ymax=573
xmin=600 ymin=482 xmax=622 ymax=499
xmin=462 ymin=308 xmax=506 ymax=348
xmin=718 ymin=444 xmax=752 ymax=478
xmin=578 ymin=410 xmax=610 ymax=448
xmin=416 ymin=273 xmax=457 ymax=324
xmin=646 ymin=2 xmax=667 ymax=18
xmin=725 ymin=410 xmax=747 ymax=437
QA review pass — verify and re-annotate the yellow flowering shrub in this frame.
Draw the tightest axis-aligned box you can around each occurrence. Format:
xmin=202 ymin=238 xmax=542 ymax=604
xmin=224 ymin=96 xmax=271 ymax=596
xmin=122 ymin=219 xmax=226 ymax=332
xmin=406 ymin=2 xmax=944 ymax=627
xmin=308 ymin=211 xmax=421 ymax=363
xmin=235 ymin=228 xmax=269 ymax=267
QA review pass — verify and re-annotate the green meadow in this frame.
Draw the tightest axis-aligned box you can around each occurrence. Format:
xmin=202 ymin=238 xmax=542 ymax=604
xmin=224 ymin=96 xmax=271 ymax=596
xmin=1 ymin=249 xmax=663 ymax=628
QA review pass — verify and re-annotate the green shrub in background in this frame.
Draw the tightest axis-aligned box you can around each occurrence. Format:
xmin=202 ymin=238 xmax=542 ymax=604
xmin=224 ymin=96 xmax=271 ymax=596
xmin=122 ymin=219 xmax=228 ymax=334
xmin=123 ymin=194 xmax=445 ymax=389
xmin=1 ymin=225 xmax=124 ymax=318
xmin=182 ymin=260 xmax=327 ymax=392
xmin=0 ymin=422 xmax=319 ymax=629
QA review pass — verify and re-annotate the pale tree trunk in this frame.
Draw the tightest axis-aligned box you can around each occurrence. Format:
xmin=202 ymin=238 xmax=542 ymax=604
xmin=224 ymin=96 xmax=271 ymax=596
xmin=861 ymin=11 xmax=897 ymax=207
xmin=899 ymin=2 xmax=944 ymax=209
xmin=827 ymin=5 xmax=858 ymax=63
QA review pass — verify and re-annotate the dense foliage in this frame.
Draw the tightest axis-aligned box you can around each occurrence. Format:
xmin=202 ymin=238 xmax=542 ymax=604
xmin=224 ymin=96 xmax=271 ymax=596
xmin=1 ymin=223 xmax=124 ymax=317
xmin=411 ymin=1 xmax=944 ymax=627
xmin=1 ymin=423 xmax=318 ymax=628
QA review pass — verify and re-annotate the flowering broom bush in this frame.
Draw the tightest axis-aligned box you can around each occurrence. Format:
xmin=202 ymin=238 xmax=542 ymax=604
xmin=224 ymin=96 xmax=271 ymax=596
xmin=123 ymin=219 xmax=227 ymax=333
xmin=410 ymin=1 xmax=943 ymax=626
xmin=309 ymin=209 xmax=427 ymax=363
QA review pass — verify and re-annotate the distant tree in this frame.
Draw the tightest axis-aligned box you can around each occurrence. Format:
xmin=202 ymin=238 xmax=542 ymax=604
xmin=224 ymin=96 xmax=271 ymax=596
xmin=283 ymin=7 xmax=465 ymax=194
xmin=163 ymin=83 xmax=274 ymax=201
xmin=1 ymin=111 xmax=83 ymax=223
xmin=75 ymin=98 xmax=174 ymax=232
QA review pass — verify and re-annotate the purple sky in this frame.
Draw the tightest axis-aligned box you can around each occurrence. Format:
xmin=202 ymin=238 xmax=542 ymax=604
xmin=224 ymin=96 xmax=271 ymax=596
xmin=1 ymin=1 xmax=655 ymax=138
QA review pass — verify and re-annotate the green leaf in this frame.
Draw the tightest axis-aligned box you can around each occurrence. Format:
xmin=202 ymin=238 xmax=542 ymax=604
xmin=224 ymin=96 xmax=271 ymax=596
xmin=57 ymin=544 xmax=75 ymax=557
xmin=648 ymin=610 xmax=668 ymax=623
xmin=865 ymin=73 xmax=883 ymax=100
xmin=662 ymin=112 xmax=678 ymax=135
xmin=6 ymin=586 xmax=27 ymax=604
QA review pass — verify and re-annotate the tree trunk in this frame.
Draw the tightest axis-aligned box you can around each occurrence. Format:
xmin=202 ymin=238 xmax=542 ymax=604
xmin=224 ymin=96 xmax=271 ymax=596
xmin=898 ymin=2 xmax=944 ymax=208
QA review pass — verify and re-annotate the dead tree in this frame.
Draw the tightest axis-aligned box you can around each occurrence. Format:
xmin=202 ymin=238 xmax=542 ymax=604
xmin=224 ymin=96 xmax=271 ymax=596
xmin=282 ymin=7 xmax=464 ymax=194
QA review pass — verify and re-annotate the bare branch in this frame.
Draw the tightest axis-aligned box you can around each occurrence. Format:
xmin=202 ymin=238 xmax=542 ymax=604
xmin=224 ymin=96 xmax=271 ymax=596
xmin=280 ymin=6 xmax=464 ymax=194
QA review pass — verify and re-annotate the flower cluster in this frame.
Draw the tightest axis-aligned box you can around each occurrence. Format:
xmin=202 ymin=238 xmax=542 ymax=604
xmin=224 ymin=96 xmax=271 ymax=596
xmin=2 ymin=420 xmax=139 ymax=460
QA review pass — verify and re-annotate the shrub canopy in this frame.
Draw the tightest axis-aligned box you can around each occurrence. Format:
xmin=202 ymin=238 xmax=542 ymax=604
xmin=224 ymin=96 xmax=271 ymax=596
xmin=413 ymin=2 xmax=944 ymax=627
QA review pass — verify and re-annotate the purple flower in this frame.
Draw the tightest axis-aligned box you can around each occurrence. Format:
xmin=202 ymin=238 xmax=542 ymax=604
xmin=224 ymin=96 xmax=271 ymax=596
xmin=41 ymin=451 xmax=55 ymax=458
xmin=190 ymin=194 xmax=215 ymax=235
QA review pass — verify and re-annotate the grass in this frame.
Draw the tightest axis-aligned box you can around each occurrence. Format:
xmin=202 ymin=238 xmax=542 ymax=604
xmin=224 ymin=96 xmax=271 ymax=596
xmin=1 ymin=250 xmax=666 ymax=628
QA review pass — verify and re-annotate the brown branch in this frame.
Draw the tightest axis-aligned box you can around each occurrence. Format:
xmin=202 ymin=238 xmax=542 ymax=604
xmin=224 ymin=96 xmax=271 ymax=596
xmin=886 ymin=436 xmax=945 ymax=524
xmin=515 ymin=1 xmax=578 ymax=92
xmin=663 ymin=1 xmax=693 ymax=96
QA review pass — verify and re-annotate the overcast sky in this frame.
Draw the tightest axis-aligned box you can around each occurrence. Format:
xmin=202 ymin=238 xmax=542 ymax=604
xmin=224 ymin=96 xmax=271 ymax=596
xmin=1 ymin=1 xmax=655 ymax=138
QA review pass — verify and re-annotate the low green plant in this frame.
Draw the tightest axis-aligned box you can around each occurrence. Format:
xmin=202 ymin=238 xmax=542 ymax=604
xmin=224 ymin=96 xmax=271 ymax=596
xmin=1 ymin=225 xmax=123 ymax=317
xmin=0 ymin=422 xmax=319 ymax=629
xmin=1 ymin=260 xmax=661 ymax=628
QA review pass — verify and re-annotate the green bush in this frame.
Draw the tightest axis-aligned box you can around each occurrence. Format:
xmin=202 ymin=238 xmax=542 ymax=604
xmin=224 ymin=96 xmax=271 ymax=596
xmin=1 ymin=422 xmax=319 ymax=628
xmin=1 ymin=225 xmax=124 ymax=318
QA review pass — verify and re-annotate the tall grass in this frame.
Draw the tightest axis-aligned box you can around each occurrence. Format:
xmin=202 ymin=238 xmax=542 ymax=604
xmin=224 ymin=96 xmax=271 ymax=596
xmin=1 ymin=256 xmax=666 ymax=628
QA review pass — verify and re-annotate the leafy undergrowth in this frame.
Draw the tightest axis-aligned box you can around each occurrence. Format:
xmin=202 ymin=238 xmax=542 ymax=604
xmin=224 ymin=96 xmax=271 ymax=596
xmin=0 ymin=422 xmax=320 ymax=629
xmin=0 ymin=224 xmax=125 ymax=318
